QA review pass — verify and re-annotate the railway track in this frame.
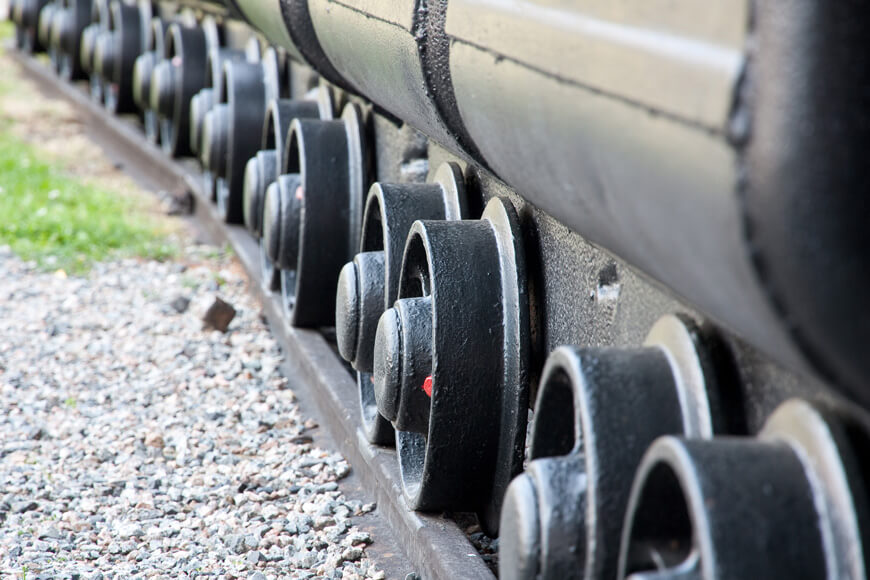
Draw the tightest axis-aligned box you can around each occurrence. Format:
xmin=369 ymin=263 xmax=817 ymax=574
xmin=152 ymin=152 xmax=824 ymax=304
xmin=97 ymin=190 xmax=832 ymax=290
xmin=7 ymin=49 xmax=495 ymax=580
xmin=7 ymin=2 xmax=870 ymax=578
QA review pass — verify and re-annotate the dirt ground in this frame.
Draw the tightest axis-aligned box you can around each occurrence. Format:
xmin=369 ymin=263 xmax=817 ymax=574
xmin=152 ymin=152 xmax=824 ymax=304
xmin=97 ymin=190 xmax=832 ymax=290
xmin=0 ymin=47 xmax=167 ymax=211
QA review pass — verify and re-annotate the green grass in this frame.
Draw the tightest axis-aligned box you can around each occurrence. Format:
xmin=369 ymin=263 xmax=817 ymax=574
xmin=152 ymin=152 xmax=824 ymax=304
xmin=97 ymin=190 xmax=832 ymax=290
xmin=0 ymin=21 xmax=176 ymax=274
xmin=0 ymin=21 xmax=12 ymax=43
xmin=0 ymin=129 xmax=176 ymax=274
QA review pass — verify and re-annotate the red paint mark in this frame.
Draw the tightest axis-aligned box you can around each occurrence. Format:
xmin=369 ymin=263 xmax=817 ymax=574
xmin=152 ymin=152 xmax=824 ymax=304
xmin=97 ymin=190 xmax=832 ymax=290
xmin=421 ymin=375 xmax=432 ymax=397
xmin=171 ymin=55 xmax=182 ymax=67
xmin=295 ymin=185 xmax=304 ymax=200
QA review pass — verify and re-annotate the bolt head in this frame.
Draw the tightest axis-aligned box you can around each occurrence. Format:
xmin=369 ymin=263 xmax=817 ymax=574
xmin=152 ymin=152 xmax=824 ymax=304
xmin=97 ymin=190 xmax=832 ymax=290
xmin=79 ymin=24 xmax=98 ymax=73
xmin=37 ymin=4 xmax=55 ymax=47
xmin=52 ymin=9 xmax=73 ymax=53
xmin=261 ymin=180 xmax=283 ymax=266
xmin=132 ymin=52 xmax=156 ymax=109
xmin=502 ymin=456 xmax=588 ymax=579
xmin=199 ymin=108 xmax=214 ymax=167
xmin=201 ymin=104 xmax=229 ymax=176
xmin=242 ymin=155 xmax=262 ymax=235
xmin=150 ymin=60 xmax=175 ymax=118
xmin=335 ymin=261 xmax=361 ymax=364
xmin=499 ymin=473 xmax=542 ymax=580
xmin=189 ymin=88 xmax=214 ymax=155
xmin=93 ymin=32 xmax=115 ymax=79
xmin=374 ymin=308 xmax=402 ymax=423
xmin=11 ymin=0 xmax=22 ymax=25
xmin=17 ymin=0 xmax=35 ymax=25
xmin=247 ymin=150 xmax=277 ymax=237
xmin=273 ymin=174 xmax=303 ymax=271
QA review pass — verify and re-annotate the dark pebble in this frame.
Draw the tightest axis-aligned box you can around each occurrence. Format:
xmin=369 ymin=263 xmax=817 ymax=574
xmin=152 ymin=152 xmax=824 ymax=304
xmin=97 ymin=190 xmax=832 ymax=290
xmin=169 ymin=296 xmax=191 ymax=314
xmin=202 ymin=297 xmax=236 ymax=333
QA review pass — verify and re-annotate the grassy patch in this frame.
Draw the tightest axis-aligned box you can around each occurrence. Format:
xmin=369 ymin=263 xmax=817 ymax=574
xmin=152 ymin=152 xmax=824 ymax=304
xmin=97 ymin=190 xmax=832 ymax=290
xmin=0 ymin=20 xmax=12 ymax=43
xmin=0 ymin=25 xmax=177 ymax=274
xmin=0 ymin=128 xmax=176 ymax=274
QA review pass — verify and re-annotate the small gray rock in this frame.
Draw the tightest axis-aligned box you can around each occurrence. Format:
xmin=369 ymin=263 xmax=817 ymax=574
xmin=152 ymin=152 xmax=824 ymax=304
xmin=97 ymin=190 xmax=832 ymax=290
xmin=27 ymin=426 xmax=47 ymax=440
xmin=11 ymin=500 xmax=38 ymax=513
xmin=169 ymin=296 xmax=191 ymax=314
xmin=38 ymin=526 xmax=63 ymax=540
xmin=224 ymin=534 xmax=244 ymax=554
xmin=165 ymin=190 xmax=195 ymax=216
xmin=118 ymin=524 xmax=144 ymax=539
xmin=346 ymin=531 xmax=372 ymax=546
xmin=243 ymin=533 xmax=259 ymax=550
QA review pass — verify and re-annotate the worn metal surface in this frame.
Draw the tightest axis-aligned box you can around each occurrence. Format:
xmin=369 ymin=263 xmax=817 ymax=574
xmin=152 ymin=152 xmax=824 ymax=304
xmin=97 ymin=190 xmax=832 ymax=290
xmin=47 ymin=0 xmax=89 ymax=79
xmin=262 ymin=173 xmax=301 ymax=270
xmin=308 ymin=0 xmax=478 ymax=159
xmin=300 ymin=0 xmax=870 ymax=410
xmin=425 ymin=143 xmax=823 ymax=438
xmin=78 ymin=16 xmax=97 ymax=73
xmin=372 ymin=197 xmax=529 ymax=535
xmin=131 ymin=17 xmax=166 ymax=143
xmin=36 ymin=1 xmax=54 ymax=51
xmin=447 ymin=0 xmax=747 ymax=128
xmin=745 ymin=3 xmax=870 ymax=408
xmin=619 ymin=399 xmax=870 ymax=579
xmin=190 ymin=34 xmax=247 ymax=209
xmin=273 ymin=105 xmax=368 ymax=327
xmin=213 ymin=59 xmax=267 ymax=223
xmin=334 ymin=162 xmax=465 ymax=445
xmin=17 ymin=10 xmax=870 ymax=570
xmin=10 ymin=52 xmax=495 ymax=580
xmin=97 ymin=0 xmax=143 ymax=112
xmin=233 ymin=0 xmax=303 ymax=63
xmin=241 ymin=148 xmax=276 ymax=236
xmin=242 ymin=97 xmax=323 ymax=235
xmin=188 ymin=85 xmax=213 ymax=153
xmin=441 ymin=2 xmax=790 ymax=384
xmin=274 ymin=0 xmax=351 ymax=89
xmin=11 ymin=0 xmax=49 ymax=52
xmin=247 ymin=94 xmax=329 ymax=295
xmin=280 ymin=119 xmax=350 ymax=327
xmin=156 ymin=22 xmax=207 ymax=156
xmin=81 ymin=0 xmax=110 ymax=101
xmin=448 ymin=32 xmax=804 ymax=377
xmin=499 ymin=315 xmax=719 ymax=580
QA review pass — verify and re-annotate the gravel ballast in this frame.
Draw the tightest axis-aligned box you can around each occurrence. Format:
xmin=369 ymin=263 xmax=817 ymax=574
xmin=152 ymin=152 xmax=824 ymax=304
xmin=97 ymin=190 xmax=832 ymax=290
xmin=0 ymin=246 xmax=385 ymax=580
